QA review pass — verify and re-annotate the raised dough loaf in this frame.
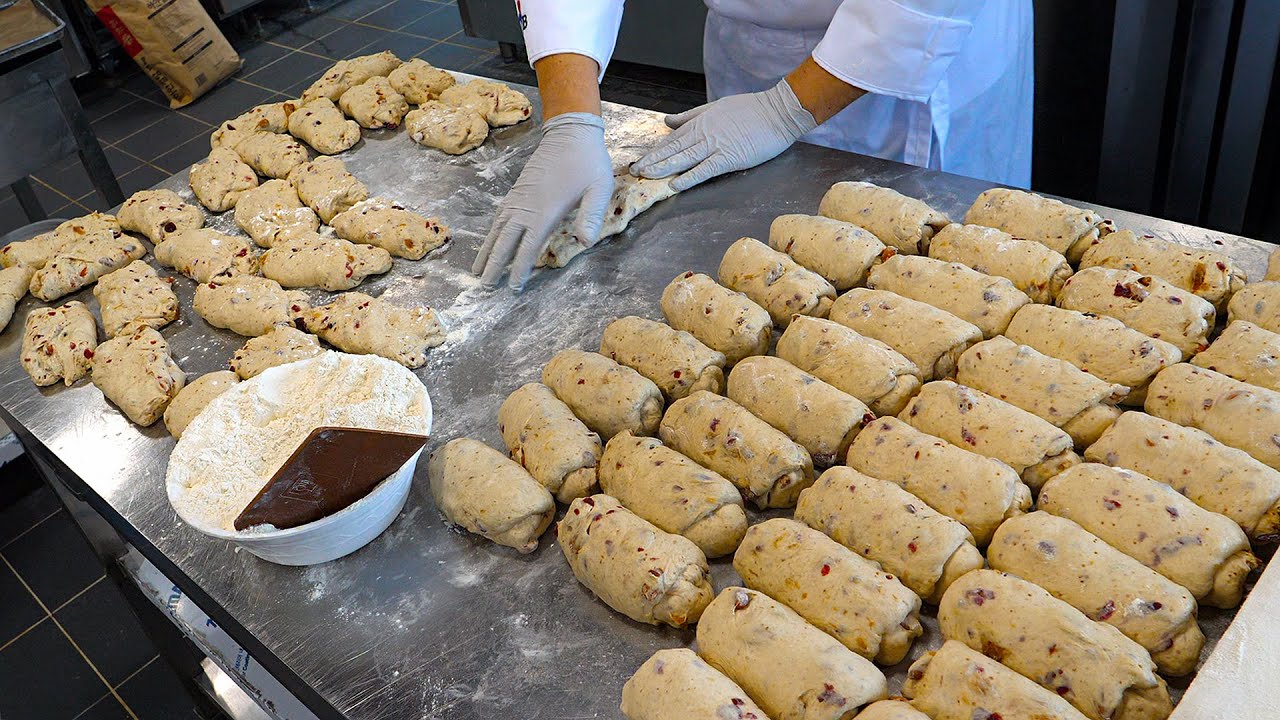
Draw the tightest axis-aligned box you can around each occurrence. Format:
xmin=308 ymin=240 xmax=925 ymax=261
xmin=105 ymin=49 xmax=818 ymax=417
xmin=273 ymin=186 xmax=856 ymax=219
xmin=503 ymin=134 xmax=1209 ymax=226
xmin=659 ymin=272 xmax=771 ymax=365
xmin=599 ymin=431 xmax=745 ymax=558
xmin=301 ymin=51 xmax=402 ymax=104
xmin=1 ymin=212 xmax=121 ymax=269
xmin=697 ymin=587 xmax=889 ymax=720
xmin=1039 ymin=463 xmax=1257 ymax=608
xmin=857 ymin=700 xmax=930 ymax=720
xmin=20 ymin=302 xmax=96 ymax=386
xmin=928 ymin=223 xmax=1073 ymax=304
xmin=0 ymin=265 xmax=33 ymax=332
xmin=818 ymin=181 xmax=949 ymax=255
xmin=189 ymin=148 xmax=258 ymax=212
xmin=235 ymin=131 xmax=310 ymax=179
xmin=439 ymin=79 xmax=531 ymax=126
xmin=599 ymin=315 xmax=726 ymax=401
xmin=498 ymin=382 xmax=601 ymax=504
xmin=964 ymin=187 xmax=1114 ymax=262
xmin=559 ymin=494 xmax=713 ymax=627
xmin=776 ymin=315 xmax=921 ymax=416
xmin=194 ymin=275 xmax=309 ymax=337
xmin=734 ymin=518 xmax=922 ymax=665
xmin=210 ymin=101 xmax=296 ymax=150
xmin=847 ymin=416 xmax=1031 ymax=546
xmin=903 ymin=640 xmax=1089 ymax=720
xmin=259 ymin=231 xmax=392 ymax=291
xmin=1145 ymin=363 xmax=1280 ymax=470
xmin=1227 ymin=280 xmax=1280 ymax=334
xmin=538 ymin=173 xmax=678 ymax=269
xmin=154 ymin=228 xmax=257 ymax=283
xmin=30 ymin=232 xmax=147 ymax=301
xmin=939 ymin=569 xmax=1171 ymax=720
xmin=1192 ymin=320 xmax=1280 ymax=392
xmin=405 ymin=100 xmax=487 ymax=155
xmin=541 ymin=349 xmax=664 ymax=440
xmin=229 ymin=325 xmax=323 ymax=380
xmin=867 ymin=254 xmax=1030 ymax=338
xmin=118 ymin=189 xmax=203 ymax=243
xmin=718 ymin=237 xmax=836 ymax=327
xmin=288 ymin=156 xmax=369 ymax=224
xmin=768 ymin=213 xmax=889 ymax=291
xmin=828 ymin=288 xmax=981 ymax=382
xmin=1056 ymin=266 xmax=1215 ymax=356
xmin=286 ymin=98 xmax=360 ymax=155
xmin=620 ymin=649 xmax=766 ymax=720
xmin=94 ymin=260 xmax=178 ymax=337
xmin=338 ymin=76 xmax=409 ymax=129
xmin=91 ymin=326 xmax=185 ymax=426
xmin=427 ymin=438 xmax=554 ymax=554
xmin=164 ymin=371 xmax=238 ymax=439
xmin=660 ymin=390 xmax=813 ymax=509
xmin=986 ymin=512 xmax=1203 ymax=676
xmin=1079 ymin=229 xmax=1246 ymax=309
xmin=330 ymin=197 xmax=450 ymax=260
xmin=233 ymin=179 xmax=320 ymax=248
xmin=298 ymin=292 xmax=445 ymax=368
xmin=795 ymin=467 xmax=983 ymax=603
xmin=387 ymin=58 xmax=455 ymax=103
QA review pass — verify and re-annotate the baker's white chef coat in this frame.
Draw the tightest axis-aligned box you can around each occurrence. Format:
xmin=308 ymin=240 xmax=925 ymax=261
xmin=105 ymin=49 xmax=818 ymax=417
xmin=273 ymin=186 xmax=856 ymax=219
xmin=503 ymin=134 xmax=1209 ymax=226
xmin=516 ymin=0 xmax=1034 ymax=187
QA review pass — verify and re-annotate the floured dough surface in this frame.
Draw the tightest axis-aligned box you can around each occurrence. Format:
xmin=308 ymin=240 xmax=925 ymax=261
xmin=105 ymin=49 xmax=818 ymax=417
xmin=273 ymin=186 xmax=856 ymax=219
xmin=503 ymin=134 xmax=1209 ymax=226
xmin=298 ymin=292 xmax=445 ymax=368
xmin=828 ymin=288 xmax=982 ymax=382
xmin=1227 ymin=280 xmax=1280 ymax=334
xmin=154 ymin=228 xmax=257 ymax=283
xmin=439 ymin=79 xmax=531 ymax=126
xmin=338 ymin=76 xmax=409 ymax=129
xmin=30 ymin=231 xmax=147 ymax=301
xmin=230 ymin=325 xmax=324 ymax=379
xmin=964 ymin=187 xmax=1114 ymax=262
xmin=928 ymin=223 xmax=1072 ymax=304
xmin=94 ymin=260 xmax=178 ymax=337
xmin=193 ymin=275 xmax=309 ymax=337
xmin=387 ymin=59 xmax=455 ymax=103
xmin=91 ymin=326 xmax=185 ymax=426
xmin=210 ymin=101 xmax=297 ymax=150
xmin=620 ymin=649 xmax=767 ymax=720
xmin=1057 ymin=266 xmax=1215 ymax=356
xmin=1079 ymin=229 xmax=1246 ymax=309
xmin=301 ymin=51 xmax=402 ymax=104
xmin=164 ymin=371 xmax=238 ymax=439
xmin=428 ymin=438 xmax=555 ymax=554
xmin=2 ymin=212 xmax=121 ymax=269
xmin=818 ymin=180 xmax=950 ymax=255
xmin=288 ymin=156 xmax=369 ymax=223
xmin=259 ymin=231 xmax=391 ymax=291
xmin=1193 ymin=320 xmax=1280 ymax=392
xmin=0 ymin=265 xmax=33 ymax=332
xmin=405 ymin=101 xmax=487 ymax=155
xmin=189 ymin=147 xmax=259 ymax=212
xmin=20 ymin=301 xmax=97 ymax=386
xmin=118 ymin=189 xmax=203 ymax=243
xmin=903 ymin=640 xmax=1089 ymax=720
xmin=718 ymin=236 xmax=837 ymax=327
xmin=235 ymin=131 xmax=310 ymax=179
xmin=867 ymin=254 xmax=1030 ymax=338
xmin=287 ymin=98 xmax=361 ymax=155
xmin=233 ymin=179 xmax=320 ymax=248
xmin=331 ymin=197 xmax=449 ymax=260
xmin=539 ymin=173 xmax=677 ymax=268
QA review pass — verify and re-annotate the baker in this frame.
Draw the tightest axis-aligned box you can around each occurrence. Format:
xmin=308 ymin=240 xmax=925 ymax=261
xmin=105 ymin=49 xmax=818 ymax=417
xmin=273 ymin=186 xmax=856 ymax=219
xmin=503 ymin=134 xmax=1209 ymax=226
xmin=475 ymin=0 xmax=1034 ymax=289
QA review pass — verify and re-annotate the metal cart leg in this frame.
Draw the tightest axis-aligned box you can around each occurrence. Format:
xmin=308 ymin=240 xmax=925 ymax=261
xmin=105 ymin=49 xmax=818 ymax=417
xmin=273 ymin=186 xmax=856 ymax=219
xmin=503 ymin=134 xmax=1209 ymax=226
xmin=49 ymin=75 xmax=123 ymax=208
xmin=499 ymin=42 xmax=523 ymax=63
xmin=10 ymin=177 xmax=45 ymax=220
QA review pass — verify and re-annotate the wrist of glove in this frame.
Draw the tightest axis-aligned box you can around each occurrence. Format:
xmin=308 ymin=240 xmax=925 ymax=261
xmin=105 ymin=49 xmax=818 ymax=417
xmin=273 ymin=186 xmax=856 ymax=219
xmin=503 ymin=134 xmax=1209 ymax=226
xmin=630 ymin=79 xmax=818 ymax=192
xmin=472 ymin=112 xmax=614 ymax=290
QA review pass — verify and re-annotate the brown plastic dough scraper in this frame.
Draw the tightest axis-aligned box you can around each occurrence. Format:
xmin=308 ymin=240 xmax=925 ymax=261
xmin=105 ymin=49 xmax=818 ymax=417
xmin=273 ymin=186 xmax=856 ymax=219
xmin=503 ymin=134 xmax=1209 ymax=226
xmin=233 ymin=426 xmax=429 ymax=531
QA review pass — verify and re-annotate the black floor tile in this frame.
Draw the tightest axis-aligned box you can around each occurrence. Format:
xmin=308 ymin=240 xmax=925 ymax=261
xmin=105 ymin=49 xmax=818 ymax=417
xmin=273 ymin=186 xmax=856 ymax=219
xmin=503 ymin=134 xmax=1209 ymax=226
xmin=104 ymin=146 xmax=144 ymax=179
xmin=90 ymin=100 xmax=169 ymax=145
xmin=181 ymin=80 xmax=278 ymax=126
xmin=416 ymin=41 xmax=488 ymax=71
xmin=114 ymin=113 xmax=211 ymax=162
xmin=0 ymin=619 xmax=108 ymax=720
xmin=29 ymin=180 xmax=74 ymax=217
xmin=55 ymin=580 xmax=156 ymax=686
xmin=237 ymin=40 xmax=291 ymax=73
xmin=122 ymin=73 xmax=176 ymax=109
xmin=153 ymin=136 xmax=213 ymax=175
xmin=81 ymin=89 xmax=137 ymax=122
xmin=268 ymin=14 xmax=347 ymax=48
xmin=369 ymin=30 xmax=435 ymax=61
xmin=0 ymin=194 xmax=31 ymax=236
xmin=53 ymin=199 xmax=90 ymax=218
xmin=117 ymin=165 xmax=169 ymax=196
xmin=402 ymin=5 xmax=463 ymax=40
xmin=76 ymin=694 xmax=132 ymax=720
xmin=304 ymin=22 xmax=391 ymax=59
xmin=76 ymin=193 xmax=112 ymax=214
xmin=465 ymin=55 xmax=535 ymax=85
xmin=327 ymin=0 xmax=393 ymax=21
xmin=446 ymin=30 xmax=495 ymax=50
xmin=0 ymin=561 xmax=45 ymax=644
xmin=116 ymin=659 xmax=203 ymax=720
xmin=34 ymin=157 xmax=96 ymax=204
xmin=359 ymin=0 xmax=436 ymax=31
xmin=2 ymin=510 xmax=103 ymax=609
xmin=246 ymin=51 xmax=334 ymax=94
xmin=0 ymin=482 xmax=58 ymax=546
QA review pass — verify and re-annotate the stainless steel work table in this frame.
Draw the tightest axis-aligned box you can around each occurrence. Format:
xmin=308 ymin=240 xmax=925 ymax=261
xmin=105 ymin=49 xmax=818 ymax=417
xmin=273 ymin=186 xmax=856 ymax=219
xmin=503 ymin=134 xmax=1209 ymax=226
xmin=1 ymin=74 xmax=1276 ymax=720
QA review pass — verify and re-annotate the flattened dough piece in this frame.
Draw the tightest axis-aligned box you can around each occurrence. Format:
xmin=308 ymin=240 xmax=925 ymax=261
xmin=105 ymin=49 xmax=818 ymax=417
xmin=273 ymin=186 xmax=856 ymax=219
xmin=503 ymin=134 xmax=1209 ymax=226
xmin=718 ymin=237 xmax=836 ymax=327
xmin=259 ymin=231 xmax=391 ymax=291
xmin=559 ymin=494 xmax=713 ymax=627
xmin=902 ymin=640 xmax=1089 ymax=720
xmin=235 ymin=131 xmax=310 ymax=180
xmin=867 ymin=254 xmax=1030 ymax=338
xmin=164 ymin=371 xmax=238 ymax=439
xmin=91 ymin=326 xmax=185 ymax=426
xmin=964 ymin=187 xmax=1114 ymax=262
xmin=30 ymin=232 xmax=147 ymax=301
xmin=330 ymin=197 xmax=449 ymax=260
xmin=857 ymin=700 xmax=931 ymax=720
xmin=298 ymin=292 xmax=445 ymax=368
xmin=209 ymin=101 xmax=297 ymax=149
xmin=288 ymin=156 xmax=369 ymax=223
xmin=2 ymin=212 xmax=121 ymax=269
xmin=338 ymin=76 xmax=409 ymax=129
xmin=1192 ymin=320 xmax=1280 ymax=392
xmin=439 ymin=79 xmax=532 ymax=126
xmin=1079 ymin=229 xmax=1246 ymax=309
xmin=498 ymin=382 xmax=601 ymax=503
xmin=229 ymin=325 xmax=323 ymax=379
xmin=193 ymin=275 xmax=309 ymax=337
xmin=1145 ymin=363 xmax=1280 ymax=470
xmin=0 ymin=265 xmax=33 ymax=332
xmin=542 ymin=349 xmax=664 ymax=440
xmin=94 ymin=260 xmax=178 ymax=337
xmin=776 ymin=315 xmax=921 ymax=416
xmin=286 ymin=98 xmax=361 ymax=155
xmin=768 ymin=213 xmax=889 ymax=291
xmin=818 ymin=181 xmax=949 ymax=255
xmin=1269 ymin=248 xmax=1280 ymax=280
xmin=660 ymin=272 xmax=771 ymax=365
xmin=1057 ymin=266 xmax=1215 ymax=356
xmin=599 ymin=315 xmax=726 ymax=401
xmin=189 ymin=147 xmax=259 ymax=212
xmin=929 ymin=223 xmax=1072 ymax=304
xmin=118 ymin=189 xmax=203 ymax=243
xmin=539 ymin=173 xmax=678 ymax=269
xmin=20 ymin=301 xmax=96 ymax=386
xmin=387 ymin=58 xmax=455 ymax=103
xmin=621 ymin=649 xmax=767 ymax=720
xmin=233 ymin=179 xmax=320 ymax=248
xmin=427 ymin=438 xmax=554 ymax=553
xmin=828 ymin=288 xmax=982 ymax=382
xmin=301 ymin=51 xmax=402 ymax=104
xmin=154 ymin=228 xmax=257 ymax=283
xmin=1227 ymin=280 xmax=1280 ymax=334
xmin=405 ymin=100 xmax=487 ymax=155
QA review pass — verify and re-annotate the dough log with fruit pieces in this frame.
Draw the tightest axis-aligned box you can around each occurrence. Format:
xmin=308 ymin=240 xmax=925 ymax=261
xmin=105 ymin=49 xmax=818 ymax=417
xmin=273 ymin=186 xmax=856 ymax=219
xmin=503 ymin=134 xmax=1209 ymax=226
xmin=229 ymin=326 xmax=323 ymax=380
xmin=963 ymin=187 xmax=1114 ymax=262
xmin=867 ymin=254 xmax=1030 ymax=338
xmin=599 ymin=315 xmax=726 ymax=401
xmin=902 ymin=640 xmax=1090 ymax=720
xmin=20 ymin=302 xmax=97 ymax=386
xmin=193 ymin=275 xmax=308 ymax=338
xmin=117 ymin=190 xmax=203 ymax=244
xmin=900 ymin=380 xmax=1080 ymax=491
xmin=1227 ymin=280 xmax=1280 ymax=334
xmin=1144 ymin=363 xmax=1280 ymax=471
xmin=768 ymin=213 xmax=889 ymax=291
xmin=847 ymin=416 xmax=1031 ymax=546
xmin=233 ymin=179 xmax=320 ymax=248
xmin=659 ymin=271 xmax=771 ymax=366
xmin=697 ymin=587 xmax=888 ymax=720
xmin=188 ymin=147 xmax=258 ymax=212
xmin=1086 ymin=411 xmax=1280 ymax=541
xmin=94 ymin=261 xmax=178 ymax=338
xmin=288 ymin=157 xmax=369 ymax=224
xmin=330 ymin=197 xmax=450 ymax=260
xmin=298 ymin=292 xmax=445 ymax=368
xmin=927 ymin=223 xmax=1072 ymax=303
xmin=163 ymin=371 xmax=238 ymax=439
xmin=818 ymin=181 xmax=949 ymax=255
xmin=795 ymin=467 xmax=983 ymax=603
xmin=956 ymin=336 xmax=1127 ymax=447
xmin=427 ymin=438 xmax=554 ymax=554
xmin=1004 ymin=304 xmax=1181 ymax=406
xmin=1192 ymin=320 xmax=1280 ymax=392
xmin=659 ymin=391 xmax=813 ymax=509
xmin=775 ymin=316 xmax=921 ymax=416
xmin=718 ymin=237 xmax=836 ymax=327
xmin=539 ymin=173 xmax=677 ymax=269
xmin=619 ymin=648 xmax=768 ymax=720
xmin=90 ymin=327 xmax=185 ymax=427
xmin=0 ymin=265 xmax=33 ymax=332
xmin=1078 ymin=229 xmax=1246 ymax=309
xmin=828 ymin=288 xmax=981 ymax=382
xmin=498 ymin=382 xmax=601 ymax=504
xmin=286 ymin=98 xmax=361 ymax=155
xmin=541 ymin=349 xmax=664 ymax=440
xmin=1056 ymin=266 xmax=1215 ymax=357
xmin=598 ymin=431 xmax=745 ymax=558
xmin=154 ymin=228 xmax=257 ymax=283
xmin=1 ymin=212 xmax=121 ymax=270
xmin=1038 ymin=463 xmax=1258 ymax=609
xmin=301 ymin=51 xmax=402 ymax=104
xmin=986 ymin=512 xmax=1203 ymax=676
xmin=209 ymin=101 xmax=296 ymax=150
xmin=939 ymin=570 xmax=1172 ymax=720
xmin=558 ymin=494 xmax=713 ymax=628
xmin=30 ymin=231 xmax=147 ymax=302
xmin=733 ymin=518 xmax=922 ymax=665
xmin=259 ymin=231 xmax=392 ymax=292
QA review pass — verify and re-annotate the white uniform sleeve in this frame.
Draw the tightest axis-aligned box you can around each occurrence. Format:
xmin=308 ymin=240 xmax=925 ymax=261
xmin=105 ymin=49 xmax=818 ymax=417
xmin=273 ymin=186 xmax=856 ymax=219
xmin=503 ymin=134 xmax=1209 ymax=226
xmin=517 ymin=0 xmax=625 ymax=81
xmin=812 ymin=0 xmax=986 ymax=102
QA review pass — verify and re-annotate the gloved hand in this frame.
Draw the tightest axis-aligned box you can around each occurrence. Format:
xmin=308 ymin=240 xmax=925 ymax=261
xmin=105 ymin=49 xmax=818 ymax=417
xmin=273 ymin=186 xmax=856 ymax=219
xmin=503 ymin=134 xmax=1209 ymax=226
xmin=473 ymin=112 xmax=614 ymax=290
xmin=631 ymin=79 xmax=817 ymax=192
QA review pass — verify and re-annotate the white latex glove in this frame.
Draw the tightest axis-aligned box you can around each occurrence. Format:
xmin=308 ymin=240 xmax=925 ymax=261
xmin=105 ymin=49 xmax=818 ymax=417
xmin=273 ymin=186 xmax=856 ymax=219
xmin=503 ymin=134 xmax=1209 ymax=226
xmin=631 ymin=79 xmax=817 ymax=192
xmin=473 ymin=112 xmax=613 ymax=290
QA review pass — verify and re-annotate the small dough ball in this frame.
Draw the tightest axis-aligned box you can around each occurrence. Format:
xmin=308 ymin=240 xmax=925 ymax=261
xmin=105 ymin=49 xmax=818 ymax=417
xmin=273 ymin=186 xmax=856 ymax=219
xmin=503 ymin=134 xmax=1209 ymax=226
xmin=189 ymin=147 xmax=259 ymax=212
xmin=94 ymin=260 xmax=179 ymax=338
xmin=193 ymin=275 xmax=309 ymax=338
xmin=91 ymin=326 xmax=185 ymax=426
xmin=541 ymin=349 xmax=664 ymax=440
xmin=235 ymin=131 xmax=310 ymax=180
xmin=118 ymin=189 xmax=203 ymax=243
xmin=164 ymin=371 xmax=239 ymax=439
xmin=30 ymin=231 xmax=147 ymax=302
xmin=405 ymin=101 xmax=488 ymax=155
xmin=330 ymin=197 xmax=450 ymax=260
xmin=439 ymin=79 xmax=531 ymax=126
xmin=298 ymin=292 xmax=445 ymax=368
xmin=388 ymin=58 xmax=456 ymax=103
xmin=20 ymin=301 xmax=97 ymax=387
xmin=259 ymin=231 xmax=392 ymax=292
xmin=287 ymin=98 xmax=361 ymax=155
xmin=659 ymin=271 xmax=771 ymax=365
xmin=288 ymin=156 xmax=369 ymax=224
xmin=154 ymin=228 xmax=257 ymax=283
xmin=599 ymin=315 xmax=726 ymax=401
xmin=233 ymin=179 xmax=320 ymax=248
xmin=338 ymin=76 xmax=409 ymax=130
xmin=230 ymin=326 xmax=324 ymax=380
xmin=498 ymin=382 xmax=601 ymax=503
xmin=427 ymin=438 xmax=554 ymax=553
